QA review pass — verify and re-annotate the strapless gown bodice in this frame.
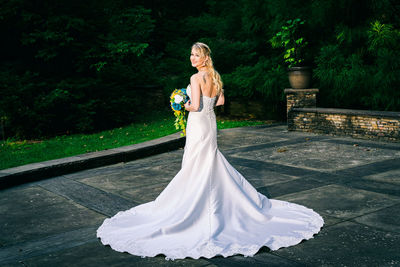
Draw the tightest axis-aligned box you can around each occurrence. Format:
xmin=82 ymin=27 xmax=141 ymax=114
xmin=186 ymin=84 xmax=216 ymax=113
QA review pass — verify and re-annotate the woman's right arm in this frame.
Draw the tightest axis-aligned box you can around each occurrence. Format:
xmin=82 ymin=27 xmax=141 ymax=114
xmin=216 ymin=92 xmax=225 ymax=106
xmin=184 ymin=75 xmax=201 ymax=112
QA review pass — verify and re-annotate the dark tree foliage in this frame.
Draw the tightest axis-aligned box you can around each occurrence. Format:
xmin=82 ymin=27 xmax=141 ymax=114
xmin=0 ymin=0 xmax=157 ymax=138
xmin=0 ymin=0 xmax=399 ymax=139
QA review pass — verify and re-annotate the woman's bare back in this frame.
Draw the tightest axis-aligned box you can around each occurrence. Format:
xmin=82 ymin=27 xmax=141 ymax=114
xmin=197 ymin=71 xmax=217 ymax=98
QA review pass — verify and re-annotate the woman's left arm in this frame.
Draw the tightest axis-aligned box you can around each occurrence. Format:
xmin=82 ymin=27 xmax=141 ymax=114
xmin=184 ymin=75 xmax=201 ymax=112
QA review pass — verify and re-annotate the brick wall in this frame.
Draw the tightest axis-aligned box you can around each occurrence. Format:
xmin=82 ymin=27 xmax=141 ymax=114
xmin=284 ymin=89 xmax=400 ymax=141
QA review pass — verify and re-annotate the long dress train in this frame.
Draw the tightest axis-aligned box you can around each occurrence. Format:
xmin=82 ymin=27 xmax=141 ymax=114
xmin=96 ymin=85 xmax=324 ymax=260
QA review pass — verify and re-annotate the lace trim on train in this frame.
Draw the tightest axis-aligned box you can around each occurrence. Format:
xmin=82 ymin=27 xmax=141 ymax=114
xmin=97 ymin=201 xmax=324 ymax=260
xmin=97 ymin=225 xmax=323 ymax=261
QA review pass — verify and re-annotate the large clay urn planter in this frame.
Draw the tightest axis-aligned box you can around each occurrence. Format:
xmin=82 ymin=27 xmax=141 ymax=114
xmin=288 ymin=66 xmax=312 ymax=89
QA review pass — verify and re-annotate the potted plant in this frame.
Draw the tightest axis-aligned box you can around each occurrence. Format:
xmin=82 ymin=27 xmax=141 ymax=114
xmin=270 ymin=18 xmax=311 ymax=89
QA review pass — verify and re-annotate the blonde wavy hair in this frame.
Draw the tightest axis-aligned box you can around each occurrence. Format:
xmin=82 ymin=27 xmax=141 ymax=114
xmin=192 ymin=42 xmax=224 ymax=96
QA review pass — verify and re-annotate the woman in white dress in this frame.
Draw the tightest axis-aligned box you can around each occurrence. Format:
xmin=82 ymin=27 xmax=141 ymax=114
xmin=97 ymin=42 xmax=324 ymax=260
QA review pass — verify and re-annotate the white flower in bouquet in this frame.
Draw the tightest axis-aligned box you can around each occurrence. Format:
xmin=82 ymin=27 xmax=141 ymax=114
xmin=174 ymin=95 xmax=183 ymax=104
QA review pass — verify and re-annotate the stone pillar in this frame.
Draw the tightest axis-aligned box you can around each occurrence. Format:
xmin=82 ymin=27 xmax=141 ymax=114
xmin=284 ymin=88 xmax=319 ymax=131
xmin=284 ymin=88 xmax=319 ymax=114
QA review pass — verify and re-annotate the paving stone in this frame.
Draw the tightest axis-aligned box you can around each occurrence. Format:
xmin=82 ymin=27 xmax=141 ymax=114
xmin=0 ymin=186 xmax=105 ymax=246
xmin=0 ymin=262 xmax=20 ymax=267
xmin=208 ymin=251 xmax=301 ymax=266
xmin=64 ymin=150 xmax=183 ymax=181
xmin=363 ymin=168 xmax=400 ymax=185
xmin=21 ymin=241 xmax=212 ymax=267
xmin=257 ymin=177 xmax=329 ymax=199
xmin=334 ymin=158 xmax=400 ymax=179
xmin=233 ymin=165 xmax=300 ymax=188
xmin=277 ymin=184 xmax=400 ymax=219
xmin=344 ymin=177 xmax=400 ymax=197
xmin=63 ymin=162 xmax=133 ymax=180
xmin=227 ymin=157 xmax=320 ymax=178
xmin=323 ymin=137 xmax=400 ymax=152
xmin=316 ymin=214 xmax=343 ymax=227
xmin=122 ymin=182 xmax=171 ymax=204
xmin=80 ymin=170 xmax=172 ymax=191
xmin=38 ymin=176 xmax=137 ymax=217
xmin=305 ymin=170 xmax=357 ymax=185
xmin=221 ymin=136 xmax=312 ymax=156
xmin=0 ymin=227 xmax=96 ymax=265
xmin=273 ymin=221 xmax=400 ymax=266
xmin=76 ymin=165 xmax=177 ymax=202
xmin=232 ymin=140 xmax=400 ymax=172
xmin=217 ymin=130 xmax=289 ymax=150
xmin=353 ymin=204 xmax=400 ymax=233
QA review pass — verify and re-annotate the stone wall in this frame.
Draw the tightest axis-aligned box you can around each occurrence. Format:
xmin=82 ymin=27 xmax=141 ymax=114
xmin=285 ymin=88 xmax=319 ymax=114
xmin=284 ymin=89 xmax=400 ymax=141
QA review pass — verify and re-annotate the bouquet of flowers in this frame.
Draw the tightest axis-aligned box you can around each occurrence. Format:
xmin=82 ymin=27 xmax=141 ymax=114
xmin=170 ymin=88 xmax=190 ymax=136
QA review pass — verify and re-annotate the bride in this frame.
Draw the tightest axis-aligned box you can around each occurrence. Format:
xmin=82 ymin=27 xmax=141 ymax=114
xmin=97 ymin=42 xmax=324 ymax=260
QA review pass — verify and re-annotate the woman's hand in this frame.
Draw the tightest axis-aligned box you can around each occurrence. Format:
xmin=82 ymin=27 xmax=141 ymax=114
xmin=184 ymin=101 xmax=191 ymax=111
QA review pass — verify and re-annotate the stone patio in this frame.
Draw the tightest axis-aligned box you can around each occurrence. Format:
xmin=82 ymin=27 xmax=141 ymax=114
xmin=1 ymin=124 xmax=399 ymax=266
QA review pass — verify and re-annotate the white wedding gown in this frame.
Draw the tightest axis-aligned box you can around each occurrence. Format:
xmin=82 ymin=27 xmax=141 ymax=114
xmin=97 ymin=85 xmax=324 ymax=260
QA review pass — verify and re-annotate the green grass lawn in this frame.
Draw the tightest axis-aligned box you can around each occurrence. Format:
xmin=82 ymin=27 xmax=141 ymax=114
xmin=0 ymin=111 xmax=272 ymax=170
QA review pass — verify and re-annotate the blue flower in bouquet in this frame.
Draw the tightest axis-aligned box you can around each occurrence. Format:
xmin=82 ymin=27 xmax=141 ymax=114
xmin=181 ymin=88 xmax=189 ymax=103
xmin=172 ymin=102 xmax=181 ymax=111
